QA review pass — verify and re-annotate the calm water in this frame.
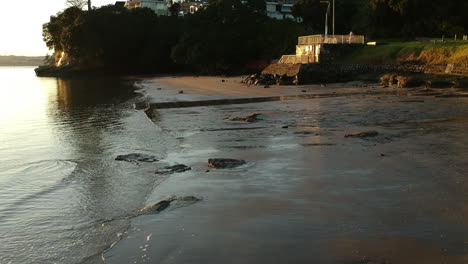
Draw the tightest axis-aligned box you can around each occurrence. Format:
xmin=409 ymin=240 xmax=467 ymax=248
xmin=0 ymin=67 xmax=170 ymax=263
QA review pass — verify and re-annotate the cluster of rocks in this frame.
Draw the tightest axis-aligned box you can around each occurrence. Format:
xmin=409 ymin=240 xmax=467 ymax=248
xmin=242 ymin=73 xmax=296 ymax=86
xmin=116 ymin=153 xmax=246 ymax=170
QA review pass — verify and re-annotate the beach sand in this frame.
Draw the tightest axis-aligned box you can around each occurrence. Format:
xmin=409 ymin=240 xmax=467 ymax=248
xmin=103 ymin=76 xmax=468 ymax=264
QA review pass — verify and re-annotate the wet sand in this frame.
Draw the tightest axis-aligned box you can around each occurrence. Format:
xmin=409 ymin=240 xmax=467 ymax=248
xmin=104 ymin=76 xmax=468 ymax=264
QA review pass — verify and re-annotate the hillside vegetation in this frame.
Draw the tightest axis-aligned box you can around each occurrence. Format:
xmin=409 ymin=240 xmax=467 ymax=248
xmin=342 ymin=41 xmax=468 ymax=66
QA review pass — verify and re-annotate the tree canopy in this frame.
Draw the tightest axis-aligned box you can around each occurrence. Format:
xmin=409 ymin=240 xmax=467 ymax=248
xmin=292 ymin=0 xmax=467 ymax=38
xmin=43 ymin=0 xmax=305 ymax=74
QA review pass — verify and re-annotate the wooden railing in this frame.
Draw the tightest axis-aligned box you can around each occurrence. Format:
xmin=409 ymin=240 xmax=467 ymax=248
xmin=298 ymin=34 xmax=365 ymax=45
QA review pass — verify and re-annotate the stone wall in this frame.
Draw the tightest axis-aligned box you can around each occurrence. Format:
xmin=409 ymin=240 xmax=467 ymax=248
xmin=261 ymin=63 xmax=302 ymax=77
xmin=259 ymin=62 xmax=467 ymax=84
xmin=425 ymin=64 xmax=468 ymax=76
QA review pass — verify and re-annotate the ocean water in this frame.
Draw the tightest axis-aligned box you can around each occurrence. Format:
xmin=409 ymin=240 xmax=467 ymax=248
xmin=0 ymin=67 xmax=170 ymax=263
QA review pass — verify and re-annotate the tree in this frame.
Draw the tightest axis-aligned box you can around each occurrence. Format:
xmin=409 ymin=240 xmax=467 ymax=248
xmin=65 ymin=0 xmax=91 ymax=10
xmin=292 ymin=0 xmax=327 ymax=33
xmin=65 ymin=0 xmax=86 ymax=9
xmin=169 ymin=2 xmax=181 ymax=16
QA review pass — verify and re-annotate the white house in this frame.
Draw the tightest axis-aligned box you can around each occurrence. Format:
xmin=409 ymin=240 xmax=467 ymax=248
xmin=266 ymin=0 xmax=298 ymax=21
xmin=124 ymin=0 xmax=169 ymax=16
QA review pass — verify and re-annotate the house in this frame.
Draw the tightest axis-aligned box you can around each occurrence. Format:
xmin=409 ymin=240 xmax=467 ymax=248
xmin=266 ymin=0 xmax=299 ymax=21
xmin=179 ymin=0 xmax=209 ymax=15
xmin=115 ymin=1 xmax=126 ymax=7
xmin=124 ymin=0 xmax=169 ymax=16
xmin=278 ymin=34 xmax=365 ymax=64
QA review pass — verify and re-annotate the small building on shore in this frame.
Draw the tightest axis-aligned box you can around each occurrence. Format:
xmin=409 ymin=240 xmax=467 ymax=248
xmin=278 ymin=34 xmax=365 ymax=64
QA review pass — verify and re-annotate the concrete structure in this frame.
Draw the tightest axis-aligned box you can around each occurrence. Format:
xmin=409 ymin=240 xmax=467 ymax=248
xmin=266 ymin=0 xmax=297 ymax=20
xmin=278 ymin=34 xmax=365 ymax=64
xmin=124 ymin=0 xmax=169 ymax=16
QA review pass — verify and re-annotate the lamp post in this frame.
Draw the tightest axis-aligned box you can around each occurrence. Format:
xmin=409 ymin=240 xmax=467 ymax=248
xmin=88 ymin=0 xmax=91 ymax=11
xmin=320 ymin=1 xmax=330 ymax=36
xmin=332 ymin=0 xmax=335 ymax=35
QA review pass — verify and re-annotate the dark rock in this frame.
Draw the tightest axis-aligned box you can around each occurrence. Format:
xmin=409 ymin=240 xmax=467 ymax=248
xmin=178 ymin=90 xmax=184 ymax=94
xmin=208 ymin=158 xmax=246 ymax=169
xmin=179 ymin=196 xmax=202 ymax=202
xmin=155 ymin=164 xmax=191 ymax=175
xmin=139 ymin=198 xmax=175 ymax=214
xmin=221 ymin=79 xmax=226 ymax=82
xmin=345 ymin=131 xmax=379 ymax=138
xmin=115 ymin=153 xmax=158 ymax=163
xmin=224 ymin=113 xmax=262 ymax=123
xmin=281 ymin=125 xmax=289 ymax=129
xmin=138 ymin=196 xmax=202 ymax=215
xmin=301 ymin=89 xmax=307 ymax=93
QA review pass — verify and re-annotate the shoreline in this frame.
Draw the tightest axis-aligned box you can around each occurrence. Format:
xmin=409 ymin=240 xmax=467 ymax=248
xmin=101 ymin=76 xmax=468 ymax=264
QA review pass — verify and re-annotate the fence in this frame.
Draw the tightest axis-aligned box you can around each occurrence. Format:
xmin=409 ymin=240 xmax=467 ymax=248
xmin=298 ymin=35 xmax=365 ymax=45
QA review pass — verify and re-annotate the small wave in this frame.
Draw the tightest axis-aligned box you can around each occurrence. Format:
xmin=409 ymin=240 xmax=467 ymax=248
xmin=0 ymin=159 xmax=77 ymax=218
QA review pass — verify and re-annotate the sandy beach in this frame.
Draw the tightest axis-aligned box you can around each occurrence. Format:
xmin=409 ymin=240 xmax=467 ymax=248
xmin=103 ymin=76 xmax=468 ymax=264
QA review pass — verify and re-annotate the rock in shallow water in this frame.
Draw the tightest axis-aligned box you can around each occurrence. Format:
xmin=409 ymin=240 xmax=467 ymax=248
xmin=224 ymin=113 xmax=262 ymax=123
xmin=115 ymin=153 xmax=158 ymax=162
xmin=344 ymin=131 xmax=379 ymax=138
xmin=138 ymin=196 xmax=202 ymax=215
xmin=208 ymin=158 xmax=246 ymax=169
xmin=155 ymin=164 xmax=191 ymax=174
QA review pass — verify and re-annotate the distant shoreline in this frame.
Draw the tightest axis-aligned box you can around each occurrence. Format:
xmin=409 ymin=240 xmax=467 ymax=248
xmin=0 ymin=56 xmax=45 ymax=67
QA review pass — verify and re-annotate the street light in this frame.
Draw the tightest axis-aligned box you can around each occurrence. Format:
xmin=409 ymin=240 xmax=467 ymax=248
xmin=332 ymin=0 xmax=335 ymax=35
xmin=320 ymin=0 xmax=330 ymax=36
